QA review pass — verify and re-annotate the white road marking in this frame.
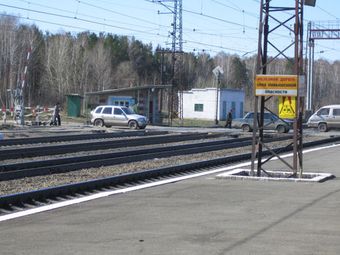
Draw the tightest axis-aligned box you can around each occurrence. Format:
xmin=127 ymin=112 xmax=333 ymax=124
xmin=1 ymin=143 xmax=339 ymax=222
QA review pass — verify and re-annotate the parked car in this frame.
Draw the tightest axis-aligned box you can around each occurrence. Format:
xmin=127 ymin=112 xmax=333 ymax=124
xmin=90 ymin=105 xmax=148 ymax=129
xmin=307 ymin=105 xmax=340 ymax=132
xmin=232 ymin=112 xmax=290 ymax=133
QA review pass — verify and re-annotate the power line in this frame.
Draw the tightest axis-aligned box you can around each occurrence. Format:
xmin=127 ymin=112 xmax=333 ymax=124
xmin=0 ymin=13 xmax=114 ymax=34
xmin=146 ymin=0 xmax=257 ymax=30
xmin=86 ymin=0 xmax=157 ymax=12
xmin=77 ymin=0 xmax=161 ymax=27
xmin=1 ymin=1 xmax=324 ymax=58
xmin=185 ymin=39 xmax=249 ymax=54
xmin=15 ymin=0 xmax=170 ymax=32
xmin=210 ymin=0 xmax=259 ymax=19
xmin=316 ymin=6 xmax=340 ymax=20
xmin=183 ymin=7 xmax=257 ymax=31
xmin=0 ymin=12 xmax=256 ymax=55
xmin=0 ymin=3 xmax=170 ymax=37
xmin=15 ymin=0 xmax=255 ymax=42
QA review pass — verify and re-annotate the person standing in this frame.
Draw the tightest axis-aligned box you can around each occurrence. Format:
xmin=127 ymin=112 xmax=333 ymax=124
xmin=225 ymin=109 xmax=233 ymax=128
xmin=52 ymin=102 xmax=61 ymax=126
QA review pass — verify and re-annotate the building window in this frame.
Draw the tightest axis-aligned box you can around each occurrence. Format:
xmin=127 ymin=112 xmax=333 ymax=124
xmin=194 ymin=104 xmax=204 ymax=112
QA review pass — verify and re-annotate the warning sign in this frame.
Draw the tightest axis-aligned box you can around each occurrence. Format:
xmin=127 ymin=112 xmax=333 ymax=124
xmin=255 ymin=75 xmax=298 ymax=96
xmin=279 ymin=96 xmax=296 ymax=119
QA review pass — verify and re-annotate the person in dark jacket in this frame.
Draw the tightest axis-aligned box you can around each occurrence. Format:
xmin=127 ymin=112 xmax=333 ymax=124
xmin=225 ymin=109 xmax=233 ymax=128
xmin=51 ymin=102 xmax=61 ymax=126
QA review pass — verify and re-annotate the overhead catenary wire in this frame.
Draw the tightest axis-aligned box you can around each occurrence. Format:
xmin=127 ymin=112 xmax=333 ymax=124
xmin=15 ymin=0 xmax=171 ymax=32
xmin=0 ymin=14 xmax=255 ymax=56
xmin=0 ymin=3 xmax=170 ymax=37
xmin=2 ymin=0 xmax=338 ymax=59
xmin=2 ymin=0 xmax=261 ymax=51
xmin=0 ymin=3 xmax=259 ymax=55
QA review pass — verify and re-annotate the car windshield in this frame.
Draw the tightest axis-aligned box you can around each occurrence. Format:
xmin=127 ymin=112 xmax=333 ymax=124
xmin=121 ymin=107 xmax=135 ymax=115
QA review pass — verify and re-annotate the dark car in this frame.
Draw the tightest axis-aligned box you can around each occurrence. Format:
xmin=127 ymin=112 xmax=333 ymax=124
xmin=232 ymin=112 xmax=290 ymax=133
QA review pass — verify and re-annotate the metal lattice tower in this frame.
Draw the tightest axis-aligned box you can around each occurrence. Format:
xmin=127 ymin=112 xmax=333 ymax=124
xmin=154 ymin=0 xmax=183 ymax=125
xmin=169 ymin=0 xmax=183 ymax=124
xmin=251 ymin=0 xmax=305 ymax=177
xmin=171 ymin=0 xmax=183 ymax=53
xmin=306 ymin=20 xmax=340 ymax=112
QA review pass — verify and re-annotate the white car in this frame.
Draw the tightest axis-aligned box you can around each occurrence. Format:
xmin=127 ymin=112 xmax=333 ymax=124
xmin=90 ymin=105 xmax=148 ymax=129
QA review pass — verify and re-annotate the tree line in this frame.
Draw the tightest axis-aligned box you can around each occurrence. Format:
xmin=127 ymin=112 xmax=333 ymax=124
xmin=0 ymin=16 xmax=339 ymax=113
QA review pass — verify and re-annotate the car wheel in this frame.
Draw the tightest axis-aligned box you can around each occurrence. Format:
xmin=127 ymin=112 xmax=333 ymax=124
xmin=94 ymin=119 xmax=104 ymax=127
xmin=242 ymin=124 xmax=251 ymax=132
xmin=276 ymin=125 xmax=286 ymax=134
xmin=318 ymin=123 xmax=328 ymax=132
xmin=128 ymin=120 xmax=138 ymax=129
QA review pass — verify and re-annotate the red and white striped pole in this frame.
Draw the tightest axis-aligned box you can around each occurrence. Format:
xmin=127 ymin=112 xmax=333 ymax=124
xmin=21 ymin=47 xmax=31 ymax=89
xmin=18 ymin=46 xmax=32 ymax=125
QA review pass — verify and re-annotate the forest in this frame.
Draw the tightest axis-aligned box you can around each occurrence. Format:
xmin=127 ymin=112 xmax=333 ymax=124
xmin=1 ymin=15 xmax=340 ymax=113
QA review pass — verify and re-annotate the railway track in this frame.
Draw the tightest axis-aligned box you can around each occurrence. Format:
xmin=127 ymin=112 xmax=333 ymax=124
xmin=0 ymin=132 xmax=225 ymax=160
xmin=0 ymin=135 xmax=288 ymax=181
xmin=0 ymin=130 xmax=169 ymax=146
xmin=1 ymin=135 xmax=338 ymax=213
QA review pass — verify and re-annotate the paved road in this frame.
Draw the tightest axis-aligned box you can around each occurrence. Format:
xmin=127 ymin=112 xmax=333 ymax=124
xmin=1 ymin=142 xmax=339 ymax=254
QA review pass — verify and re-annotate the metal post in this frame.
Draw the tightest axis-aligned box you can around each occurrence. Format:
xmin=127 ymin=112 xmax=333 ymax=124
xmin=215 ymin=73 xmax=220 ymax=125
xmin=311 ymin=40 xmax=315 ymax=111
xmin=251 ymin=0 xmax=265 ymax=176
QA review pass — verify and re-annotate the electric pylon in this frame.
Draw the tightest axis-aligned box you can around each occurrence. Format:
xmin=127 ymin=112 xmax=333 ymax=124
xmin=153 ymin=0 xmax=183 ymax=125
xmin=251 ymin=0 xmax=305 ymax=177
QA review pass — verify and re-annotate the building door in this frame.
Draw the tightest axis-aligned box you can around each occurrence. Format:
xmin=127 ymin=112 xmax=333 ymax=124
xmin=231 ymin=101 xmax=236 ymax=118
xmin=222 ymin=101 xmax=227 ymax=121
xmin=149 ymin=101 xmax=153 ymax=123
xmin=240 ymin=102 xmax=244 ymax=118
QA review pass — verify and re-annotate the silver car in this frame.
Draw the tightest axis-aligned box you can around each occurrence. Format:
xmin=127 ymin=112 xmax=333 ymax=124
xmin=232 ymin=112 xmax=290 ymax=133
xmin=307 ymin=105 xmax=340 ymax=132
xmin=90 ymin=105 xmax=148 ymax=129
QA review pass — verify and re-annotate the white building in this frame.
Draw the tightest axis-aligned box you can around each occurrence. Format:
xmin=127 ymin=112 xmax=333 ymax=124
xmin=180 ymin=88 xmax=245 ymax=121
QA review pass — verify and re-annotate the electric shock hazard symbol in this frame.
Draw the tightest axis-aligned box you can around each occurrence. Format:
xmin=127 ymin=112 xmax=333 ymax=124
xmin=279 ymin=96 xmax=296 ymax=119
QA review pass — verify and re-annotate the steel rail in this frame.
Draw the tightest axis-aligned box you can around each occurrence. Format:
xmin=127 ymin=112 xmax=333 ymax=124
xmin=0 ymin=135 xmax=338 ymax=209
xmin=0 ymin=132 xmax=224 ymax=160
xmin=0 ymin=136 xmax=290 ymax=181
xmin=0 ymin=130 xmax=169 ymax=146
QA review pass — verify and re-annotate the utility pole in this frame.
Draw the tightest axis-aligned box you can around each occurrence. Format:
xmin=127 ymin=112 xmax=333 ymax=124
xmin=306 ymin=20 xmax=340 ymax=114
xmin=153 ymin=0 xmax=183 ymax=126
xmin=213 ymin=66 xmax=224 ymax=125
xmin=14 ymin=46 xmax=32 ymax=126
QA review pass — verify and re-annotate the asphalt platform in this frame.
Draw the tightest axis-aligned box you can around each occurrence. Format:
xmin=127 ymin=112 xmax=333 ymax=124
xmin=0 ymin=125 xmax=340 ymax=254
